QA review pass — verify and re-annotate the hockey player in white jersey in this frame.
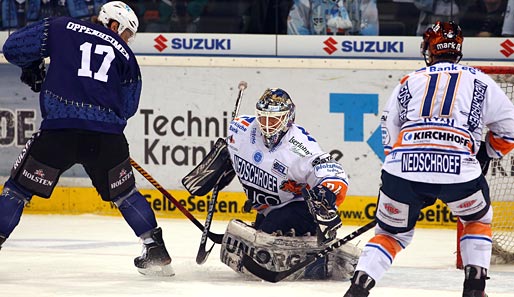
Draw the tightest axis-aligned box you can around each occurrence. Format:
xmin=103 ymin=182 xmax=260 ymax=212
xmin=343 ymin=21 xmax=514 ymax=297
xmin=218 ymin=88 xmax=360 ymax=280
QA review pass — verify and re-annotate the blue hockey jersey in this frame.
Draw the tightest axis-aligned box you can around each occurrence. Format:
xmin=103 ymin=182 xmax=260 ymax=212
xmin=2 ymin=17 xmax=142 ymax=134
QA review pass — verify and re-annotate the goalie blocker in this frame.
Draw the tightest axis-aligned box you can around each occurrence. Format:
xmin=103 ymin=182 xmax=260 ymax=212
xmin=220 ymin=219 xmax=361 ymax=281
xmin=182 ymin=138 xmax=235 ymax=196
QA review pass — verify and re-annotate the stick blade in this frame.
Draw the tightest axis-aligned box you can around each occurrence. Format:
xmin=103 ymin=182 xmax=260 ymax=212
xmin=196 ymin=242 xmax=216 ymax=265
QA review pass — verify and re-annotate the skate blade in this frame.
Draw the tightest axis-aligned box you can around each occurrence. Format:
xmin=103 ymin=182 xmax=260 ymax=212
xmin=137 ymin=263 xmax=175 ymax=277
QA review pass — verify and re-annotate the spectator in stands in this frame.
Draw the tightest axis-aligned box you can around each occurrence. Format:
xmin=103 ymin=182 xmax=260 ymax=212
xmin=2 ymin=0 xmax=108 ymax=29
xmin=196 ymin=0 xmax=248 ymax=33
xmin=67 ymin=0 xmax=108 ymax=22
xmin=133 ymin=0 xmax=173 ymax=32
xmin=134 ymin=0 xmax=207 ymax=33
xmin=287 ymin=0 xmax=378 ymax=36
xmin=502 ymin=0 xmax=513 ymax=36
xmin=244 ymin=0 xmax=292 ymax=34
xmin=474 ymin=0 xmax=508 ymax=37
xmin=2 ymin=0 xmax=29 ymax=29
xmin=413 ymin=0 xmax=471 ymax=35
xmin=39 ymin=0 xmax=74 ymax=19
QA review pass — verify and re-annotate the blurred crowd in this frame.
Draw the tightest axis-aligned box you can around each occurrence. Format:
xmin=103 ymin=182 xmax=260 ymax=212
xmin=1 ymin=0 xmax=512 ymax=37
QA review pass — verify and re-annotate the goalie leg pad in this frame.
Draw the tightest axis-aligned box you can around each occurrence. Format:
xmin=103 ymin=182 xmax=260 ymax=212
xmin=220 ymin=219 xmax=360 ymax=280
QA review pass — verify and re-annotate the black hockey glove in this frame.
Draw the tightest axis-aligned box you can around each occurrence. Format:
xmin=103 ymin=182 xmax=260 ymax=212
xmin=476 ymin=141 xmax=492 ymax=176
xmin=302 ymin=185 xmax=342 ymax=245
xmin=20 ymin=59 xmax=46 ymax=93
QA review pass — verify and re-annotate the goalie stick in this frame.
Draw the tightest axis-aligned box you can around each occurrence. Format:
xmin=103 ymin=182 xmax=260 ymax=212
xmin=130 ymin=158 xmax=224 ymax=244
xmin=241 ymin=220 xmax=377 ymax=282
xmin=195 ymin=81 xmax=248 ymax=264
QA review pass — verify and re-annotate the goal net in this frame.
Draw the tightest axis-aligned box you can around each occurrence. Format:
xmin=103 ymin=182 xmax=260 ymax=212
xmin=457 ymin=66 xmax=514 ymax=267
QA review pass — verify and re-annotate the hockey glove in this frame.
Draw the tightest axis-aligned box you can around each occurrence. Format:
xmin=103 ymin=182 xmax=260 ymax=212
xmin=476 ymin=141 xmax=492 ymax=176
xmin=20 ymin=59 xmax=46 ymax=93
xmin=302 ymin=185 xmax=342 ymax=245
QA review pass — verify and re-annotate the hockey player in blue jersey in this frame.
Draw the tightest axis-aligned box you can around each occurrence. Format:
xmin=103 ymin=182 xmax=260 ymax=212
xmin=0 ymin=1 xmax=174 ymax=277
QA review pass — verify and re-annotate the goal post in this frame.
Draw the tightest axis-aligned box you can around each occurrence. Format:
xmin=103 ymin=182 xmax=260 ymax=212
xmin=456 ymin=65 xmax=514 ymax=268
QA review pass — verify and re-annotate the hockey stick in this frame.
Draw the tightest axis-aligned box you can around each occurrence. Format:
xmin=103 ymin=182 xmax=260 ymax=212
xmin=195 ymin=81 xmax=248 ymax=264
xmin=241 ymin=220 xmax=377 ymax=282
xmin=130 ymin=158 xmax=224 ymax=244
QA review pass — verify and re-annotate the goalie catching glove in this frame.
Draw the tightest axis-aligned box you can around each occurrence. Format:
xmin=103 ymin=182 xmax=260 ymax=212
xmin=302 ymin=185 xmax=342 ymax=245
xmin=21 ymin=59 xmax=46 ymax=93
xmin=182 ymin=138 xmax=235 ymax=196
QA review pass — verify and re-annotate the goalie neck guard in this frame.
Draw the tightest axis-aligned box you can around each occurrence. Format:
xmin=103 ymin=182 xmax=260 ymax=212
xmin=255 ymin=88 xmax=296 ymax=149
xmin=421 ymin=21 xmax=463 ymax=66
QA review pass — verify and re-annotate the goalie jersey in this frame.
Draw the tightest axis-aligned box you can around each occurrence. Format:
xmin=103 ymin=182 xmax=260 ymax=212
xmin=381 ymin=63 xmax=514 ymax=183
xmin=227 ymin=116 xmax=349 ymax=215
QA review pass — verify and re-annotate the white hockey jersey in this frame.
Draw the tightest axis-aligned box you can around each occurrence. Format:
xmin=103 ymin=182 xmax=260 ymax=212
xmin=382 ymin=62 xmax=514 ymax=183
xmin=227 ymin=115 xmax=349 ymax=215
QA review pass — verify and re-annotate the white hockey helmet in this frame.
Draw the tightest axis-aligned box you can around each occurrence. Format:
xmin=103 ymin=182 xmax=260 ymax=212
xmin=255 ymin=88 xmax=296 ymax=148
xmin=98 ymin=1 xmax=139 ymax=42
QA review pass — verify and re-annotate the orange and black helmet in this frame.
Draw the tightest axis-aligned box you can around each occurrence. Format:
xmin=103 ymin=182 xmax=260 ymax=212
xmin=421 ymin=21 xmax=463 ymax=66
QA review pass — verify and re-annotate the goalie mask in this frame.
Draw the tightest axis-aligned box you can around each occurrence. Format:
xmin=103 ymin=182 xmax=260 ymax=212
xmin=421 ymin=21 xmax=463 ymax=66
xmin=98 ymin=1 xmax=139 ymax=43
xmin=256 ymin=88 xmax=296 ymax=149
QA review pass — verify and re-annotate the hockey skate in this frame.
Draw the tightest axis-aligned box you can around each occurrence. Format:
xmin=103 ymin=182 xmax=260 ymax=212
xmin=134 ymin=227 xmax=174 ymax=277
xmin=343 ymin=271 xmax=376 ymax=297
xmin=462 ymin=265 xmax=488 ymax=297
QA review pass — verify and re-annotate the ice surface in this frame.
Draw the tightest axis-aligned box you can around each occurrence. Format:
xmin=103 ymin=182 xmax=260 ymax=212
xmin=1 ymin=214 xmax=513 ymax=297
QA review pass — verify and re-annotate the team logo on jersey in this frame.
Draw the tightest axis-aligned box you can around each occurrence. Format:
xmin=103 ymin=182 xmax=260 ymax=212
xmin=457 ymin=199 xmax=477 ymax=209
xmin=383 ymin=203 xmax=400 ymax=215
xmin=272 ymin=159 xmax=288 ymax=177
xmin=110 ymin=168 xmax=134 ymax=190
xmin=289 ymin=136 xmax=312 ymax=157
xmin=280 ymin=180 xmax=304 ymax=195
xmin=467 ymin=79 xmax=487 ymax=132
xmin=253 ymin=151 xmax=263 ymax=164
xmin=22 ymin=168 xmax=53 ymax=186
xmin=250 ymin=128 xmax=257 ymax=144
xmin=401 ymin=152 xmax=461 ymax=174
xmin=311 ymin=153 xmax=333 ymax=166
xmin=233 ymin=155 xmax=278 ymax=193
xmin=397 ymin=83 xmax=412 ymax=123
xmin=401 ymin=130 xmax=470 ymax=148
xmin=382 ymin=128 xmax=391 ymax=145
xmin=230 ymin=122 xmax=247 ymax=133
xmin=314 ymin=162 xmax=344 ymax=177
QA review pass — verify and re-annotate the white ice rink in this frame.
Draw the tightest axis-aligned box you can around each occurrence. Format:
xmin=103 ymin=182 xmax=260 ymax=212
xmin=1 ymin=214 xmax=513 ymax=297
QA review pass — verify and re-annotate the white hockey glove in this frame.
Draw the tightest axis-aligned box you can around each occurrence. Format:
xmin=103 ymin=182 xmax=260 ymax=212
xmin=302 ymin=185 xmax=342 ymax=245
